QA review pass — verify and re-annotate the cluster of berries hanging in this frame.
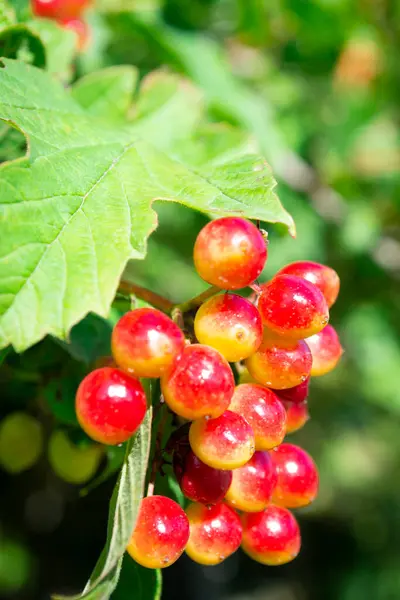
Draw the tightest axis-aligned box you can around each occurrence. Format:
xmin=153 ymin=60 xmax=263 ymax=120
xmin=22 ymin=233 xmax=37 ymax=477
xmin=75 ymin=217 xmax=342 ymax=569
xmin=32 ymin=0 xmax=91 ymax=51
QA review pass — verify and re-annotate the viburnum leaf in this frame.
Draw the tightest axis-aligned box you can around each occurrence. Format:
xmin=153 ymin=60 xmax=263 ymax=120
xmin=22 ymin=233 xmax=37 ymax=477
xmin=0 ymin=58 xmax=294 ymax=352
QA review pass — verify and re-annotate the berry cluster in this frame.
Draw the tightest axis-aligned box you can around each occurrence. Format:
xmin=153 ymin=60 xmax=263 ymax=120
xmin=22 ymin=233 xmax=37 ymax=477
xmin=75 ymin=217 xmax=342 ymax=570
xmin=32 ymin=0 xmax=91 ymax=51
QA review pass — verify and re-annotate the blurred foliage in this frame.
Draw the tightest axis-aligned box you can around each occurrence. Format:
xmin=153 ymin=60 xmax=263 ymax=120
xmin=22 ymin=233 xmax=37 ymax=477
xmin=1 ymin=0 xmax=400 ymax=599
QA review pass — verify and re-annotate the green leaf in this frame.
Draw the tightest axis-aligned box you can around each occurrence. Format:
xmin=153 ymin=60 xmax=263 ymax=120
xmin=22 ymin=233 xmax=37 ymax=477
xmin=0 ymin=0 xmax=16 ymax=28
xmin=0 ymin=59 xmax=293 ymax=352
xmin=112 ymin=555 xmax=162 ymax=600
xmin=43 ymin=377 xmax=80 ymax=426
xmin=80 ymin=445 xmax=126 ymax=497
xmin=54 ymin=313 xmax=112 ymax=364
xmin=72 ymin=66 xmax=138 ymax=121
xmin=27 ymin=18 xmax=77 ymax=80
xmin=0 ymin=23 xmax=45 ymax=65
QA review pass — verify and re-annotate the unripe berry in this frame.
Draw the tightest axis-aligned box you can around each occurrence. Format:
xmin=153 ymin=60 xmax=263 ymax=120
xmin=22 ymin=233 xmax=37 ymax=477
xmin=189 ymin=410 xmax=255 ymax=470
xmin=59 ymin=18 xmax=90 ymax=51
xmin=229 ymin=384 xmax=286 ymax=450
xmin=185 ymin=503 xmax=242 ymax=565
xmin=225 ymin=451 xmax=277 ymax=512
xmin=281 ymin=400 xmax=309 ymax=434
xmin=270 ymin=443 xmax=319 ymax=508
xmin=272 ymin=377 xmax=310 ymax=404
xmin=194 ymin=294 xmax=262 ymax=362
xmin=48 ymin=430 xmax=103 ymax=484
xmin=241 ymin=505 xmax=301 ymax=566
xmin=0 ymin=412 xmax=43 ymax=474
xmin=258 ymin=275 xmax=329 ymax=339
xmin=75 ymin=367 xmax=147 ymax=445
xmin=246 ymin=333 xmax=312 ymax=390
xmin=306 ymin=325 xmax=343 ymax=376
xmin=276 ymin=261 xmax=340 ymax=308
xmin=127 ymin=496 xmax=189 ymax=569
xmin=161 ymin=345 xmax=234 ymax=420
xmin=112 ymin=308 xmax=185 ymax=378
xmin=193 ymin=217 xmax=267 ymax=289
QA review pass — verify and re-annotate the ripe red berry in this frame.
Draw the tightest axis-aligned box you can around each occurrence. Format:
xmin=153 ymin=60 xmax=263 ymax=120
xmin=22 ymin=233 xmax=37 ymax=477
xmin=225 ymin=451 xmax=277 ymax=512
xmin=75 ymin=367 xmax=147 ymax=445
xmin=272 ymin=377 xmax=310 ymax=404
xmin=258 ymin=275 xmax=329 ymax=339
xmin=270 ymin=443 xmax=319 ymax=508
xmin=59 ymin=18 xmax=90 ymax=51
xmin=241 ymin=504 xmax=301 ymax=566
xmin=32 ymin=0 xmax=91 ymax=18
xmin=246 ymin=333 xmax=312 ymax=389
xmin=229 ymin=384 xmax=286 ymax=450
xmin=161 ymin=344 xmax=234 ymax=420
xmin=194 ymin=294 xmax=263 ymax=362
xmin=127 ymin=496 xmax=189 ymax=568
xmin=306 ymin=324 xmax=343 ymax=376
xmin=173 ymin=445 xmax=232 ymax=505
xmin=281 ymin=400 xmax=309 ymax=434
xmin=193 ymin=217 xmax=267 ymax=289
xmin=276 ymin=261 xmax=340 ymax=308
xmin=189 ymin=410 xmax=255 ymax=470
xmin=185 ymin=503 xmax=242 ymax=565
xmin=112 ymin=308 xmax=185 ymax=379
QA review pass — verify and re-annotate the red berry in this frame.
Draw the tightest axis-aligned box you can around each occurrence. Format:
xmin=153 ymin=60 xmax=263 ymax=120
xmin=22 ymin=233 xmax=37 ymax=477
xmin=258 ymin=274 xmax=329 ymax=339
xmin=189 ymin=410 xmax=255 ymax=470
xmin=127 ymin=496 xmax=189 ymax=569
xmin=229 ymin=383 xmax=286 ymax=450
xmin=225 ymin=451 xmax=277 ymax=512
xmin=272 ymin=377 xmax=310 ymax=404
xmin=246 ymin=333 xmax=312 ymax=389
xmin=161 ymin=344 xmax=234 ymax=420
xmin=173 ymin=445 xmax=232 ymax=505
xmin=194 ymin=294 xmax=263 ymax=362
xmin=75 ymin=367 xmax=147 ymax=445
xmin=306 ymin=324 xmax=343 ymax=376
xmin=185 ymin=503 xmax=242 ymax=565
xmin=270 ymin=443 xmax=319 ymax=508
xmin=112 ymin=308 xmax=185 ymax=379
xmin=241 ymin=504 xmax=301 ymax=566
xmin=281 ymin=400 xmax=309 ymax=434
xmin=59 ymin=18 xmax=90 ymax=51
xmin=276 ymin=261 xmax=340 ymax=308
xmin=32 ymin=0 xmax=91 ymax=18
xmin=193 ymin=217 xmax=267 ymax=289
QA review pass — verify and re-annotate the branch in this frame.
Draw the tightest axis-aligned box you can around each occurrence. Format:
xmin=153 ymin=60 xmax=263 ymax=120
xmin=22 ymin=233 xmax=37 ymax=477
xmin=118 ymin=281 xmax=174 ymax=313
xmin=175 ymin=285 xmax=220 ymax=313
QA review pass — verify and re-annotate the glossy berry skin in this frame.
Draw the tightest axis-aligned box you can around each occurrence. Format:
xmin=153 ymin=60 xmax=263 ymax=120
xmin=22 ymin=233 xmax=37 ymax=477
xmin=127 ymin=496 xmax=189 ymax=569
xmin=76 ymin=367 xmax=147 ymax=445
xmin=32 ymin=0 xmax=91 ymax=18
xmin=185 ymin=503 xmax=242 ymax=565
xmin=246 ymin=334 xmax=312 ymax=390
xmin=189 ymin=410 xmax=255 ymax=470
xmin=229 ymin=384 xmax=286 ymax=450
xmin=281 ymin=400 xmax=309 ymax=434
xmin=258 ymin=275 xmax=329 ymax=340
xmin=173 ymin=445 xmax=232 ymax=505
xmin=161 ymin=344 xmax=234 ymax=420
xmin=306 ymin=325 xmax=343 ymax=377
xmin=272 ymin=376 xmax=310 ymax=404
xmin=270 ymin=443 xmax=319 ymax=508
xmin=193 ymin=217 xmax=267 ymax=289
xmin=241 ymin=504 xmax=301 ymax=566
xmin=277 ymin=261 xmax=340 ymax=308
xmin=59 ymin=18 xmax=90 ymax=51
xmin=112 ymin=308 xmax=185 ymax=379
xmin=194 ymin=294 xmax=263 ymax=362
xmin=225 ymin=451 xmax=277 ymax=512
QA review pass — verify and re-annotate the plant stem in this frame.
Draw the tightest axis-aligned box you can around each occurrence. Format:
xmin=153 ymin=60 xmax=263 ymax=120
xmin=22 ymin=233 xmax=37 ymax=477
xmin=175 ymin=285 xmax=220 ymax=313
xmin=147 ymin=404 xmax=170 ymax=497
xmin=118 ymin=281 xmax=174 ymax=313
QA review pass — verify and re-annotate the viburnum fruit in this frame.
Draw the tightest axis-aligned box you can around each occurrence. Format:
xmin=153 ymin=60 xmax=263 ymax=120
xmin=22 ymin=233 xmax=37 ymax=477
xmin=241 ymin=504 xmax=301 ymax=566
xmin=270 ymin=443 xmax=319 ymax=508
xmin=281 ymin=400 xmax=309 ymax=434
xmin=193 ymin=217 xmax=267 ymax=289
xmin=276 ymin=261 xmax=340 ymax=308
xmin=48 ymin=430 xmax=103 ymax=485
xmin=194 ymin=293 xmax=263 ymax=361
xmin=185 ymin=503 xmax=242 ymax=565
xmin=229 ymin=383 xmax=287 ymax=450
xmin=173 ymin=444 xmax=232 ymax=505
xmin=112 ymin=308 xmax=185 ymax=378
xmin=258 ymin=274 xmax=329 ymax=339
xmin=75 ymin=367 xmax=147 ymax=445
xmin=161 ymin=344 xmax=234 ymax=420
xmin=189 ymin=410 xmax=255 ymax=470
xmin=0 ymin=412 xmax=43 ymax=474
xmin=127 ymin=496 xmax=189 ymax=568
xmin=272 ymin=376 xmax=310 ymax=404
xmin=59 ymin=18 xmax=90 ymax=51
xmin=246 ymin=333 xmax=312 ymax=389
xmin=225 ymin=451 xmax=277 ymax=512
xmin=32 ymin=0 xmax=91 ymax=18
xmin=306 ymin=324 xmax=343 ymax=376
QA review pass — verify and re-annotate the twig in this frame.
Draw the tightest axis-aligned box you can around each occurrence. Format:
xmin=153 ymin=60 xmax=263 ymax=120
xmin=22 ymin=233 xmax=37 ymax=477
xmin=118 ymin=281 xmax=174 ymax=313
xmin=175 ymin=285 xmax=220 ymax=313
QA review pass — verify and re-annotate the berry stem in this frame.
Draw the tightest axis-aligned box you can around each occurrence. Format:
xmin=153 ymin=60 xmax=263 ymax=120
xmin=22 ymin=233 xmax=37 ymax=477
xmin=175 ymin=286 xmax=220 ymax=314
xmin=147 ymin=403 xmax=170 ymax=497
xmin=118 ymin=281 xmax=174 ymax=313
